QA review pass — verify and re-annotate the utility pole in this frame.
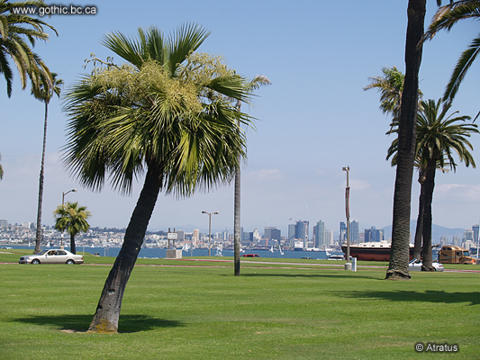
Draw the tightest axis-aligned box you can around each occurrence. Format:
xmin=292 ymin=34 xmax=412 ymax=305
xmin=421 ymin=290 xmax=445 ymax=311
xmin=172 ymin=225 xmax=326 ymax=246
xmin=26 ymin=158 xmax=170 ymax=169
xmin=202 ymin=211 xmax=219 ymax=257
xmin=342 ymin=166 xmax=352 ymax=271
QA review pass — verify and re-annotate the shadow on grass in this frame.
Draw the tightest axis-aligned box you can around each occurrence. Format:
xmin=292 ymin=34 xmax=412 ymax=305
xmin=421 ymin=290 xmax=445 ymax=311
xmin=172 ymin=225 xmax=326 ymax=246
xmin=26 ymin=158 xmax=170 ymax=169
xmin=236 ymin=273 xmax=379 ymax=280
xmin=13 ymin=314 xmax=183 ymax=333
xmin=337 ymin=290 xmax=479 ymax=306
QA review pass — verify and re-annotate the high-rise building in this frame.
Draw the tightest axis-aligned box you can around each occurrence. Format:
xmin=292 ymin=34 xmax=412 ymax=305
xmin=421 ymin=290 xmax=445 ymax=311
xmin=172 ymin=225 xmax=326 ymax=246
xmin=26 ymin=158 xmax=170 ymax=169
xmin=325 ymin=230 xmax=334 ymax=246
xmin=192 ymin=229 xmax=199 ymax=247
xmin=264 ymin=227 xmax=281 ymax=242
xmin=339 ymin=222 xmax=347 ymax=243
xmin=364 ymin=226 xmax=383 ymax=242
xmin=295 ymin=220 xmax=309 ymax=246
xmin=288 ymin=224 xmax=296 ymax=240
xmin=350 ymin=220 xmax=359 ymax=243
xmin=472 ymin=224 xmax=479 ymax=245
xmin=463 ymin=230 xmax=474 ymax=242
xmin=313 ymin=220 xmax=326 ymax=248
xmin=176 ymin=230 xmax=185 ymax=241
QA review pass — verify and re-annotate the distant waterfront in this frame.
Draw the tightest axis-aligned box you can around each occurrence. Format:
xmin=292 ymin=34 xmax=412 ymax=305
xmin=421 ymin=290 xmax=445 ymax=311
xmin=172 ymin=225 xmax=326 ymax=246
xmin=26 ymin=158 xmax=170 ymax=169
xmin=8 ymin=245 xmax=341 ymax=260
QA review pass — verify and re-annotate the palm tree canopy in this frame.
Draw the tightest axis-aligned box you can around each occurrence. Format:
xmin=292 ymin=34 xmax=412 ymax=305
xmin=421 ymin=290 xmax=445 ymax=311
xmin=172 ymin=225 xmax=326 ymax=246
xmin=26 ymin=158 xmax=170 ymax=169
xmin=424 ymin=0 xmax=480 ymax=103
xmin=31 ymin=70 xmax=62 ymax=102
xmin=365 ymin=66 xmax=422 ymax=134
xmin=364 ymin=66 xmax=405 ymax=118
xmin=54 ymin=202 xmax=91 ymax=237
xmin=64 ymin=24 xmax=253 ymax=196
xmin=0 ymin=0 xmax=57 ymax=97
xmin=387 ymin=99 xmax=478 ymax=171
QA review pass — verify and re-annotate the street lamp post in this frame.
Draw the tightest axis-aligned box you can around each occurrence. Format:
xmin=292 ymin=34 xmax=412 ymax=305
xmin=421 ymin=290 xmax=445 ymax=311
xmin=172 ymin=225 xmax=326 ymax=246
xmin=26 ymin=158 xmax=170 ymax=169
xmin=62 ymin=188 xmax=77 ymax=208
xmin=60 ymin=188 xmax=77 ymax=248
xmin=202 ymin=210 xmax=219 ymax=257
xmin=342 ymin=166 xmax=352 ymax=271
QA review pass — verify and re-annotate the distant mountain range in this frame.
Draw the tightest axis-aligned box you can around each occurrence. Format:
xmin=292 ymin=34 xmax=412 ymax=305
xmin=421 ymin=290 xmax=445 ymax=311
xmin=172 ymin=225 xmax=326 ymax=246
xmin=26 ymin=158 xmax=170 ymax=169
xmin=382 ymin=221 xmax=466 ymax=243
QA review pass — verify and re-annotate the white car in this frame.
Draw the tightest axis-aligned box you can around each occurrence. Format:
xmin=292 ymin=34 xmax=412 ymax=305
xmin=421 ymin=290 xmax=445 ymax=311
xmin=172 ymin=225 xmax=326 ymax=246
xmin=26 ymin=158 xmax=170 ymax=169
xmin=19 ymin=249 xmax=84 ymax=264
xmin=408 ymin=258 xmax=444 ymax=272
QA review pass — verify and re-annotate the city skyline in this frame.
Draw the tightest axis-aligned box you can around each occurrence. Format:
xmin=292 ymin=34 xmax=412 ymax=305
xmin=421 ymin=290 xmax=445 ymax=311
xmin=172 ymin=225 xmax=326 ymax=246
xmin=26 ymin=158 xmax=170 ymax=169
xmin=1 ymin=1 xmax=479 ymax=232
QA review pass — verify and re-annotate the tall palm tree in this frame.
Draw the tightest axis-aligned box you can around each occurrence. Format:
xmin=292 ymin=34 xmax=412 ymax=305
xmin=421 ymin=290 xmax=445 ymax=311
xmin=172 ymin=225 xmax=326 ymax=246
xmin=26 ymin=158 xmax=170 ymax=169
xmin=33 ymin=73 xmax=62 ymax=254
xmin=387 ymin=99 xmax=478 ymax=270
xmin=386 ymin=0 xmax=426 ymax=280
xmin=366 ymin=67 xmax=425 ymax=260
xmin=364 ymin=66 xmax=405 ymax=130
xmin=415 ymin=99 xmax=477 ymax=270
xmin=0 ymin=0 xmax=56 ymax=97
xmin=233 ymin=75 xmax=270 ymax=276
xmin=424 ymin=0 xmax=480 ymax=105
xmin=64 ymin=24 xmax=252 ymax=333
xmin=53 ymin=201 xmax=90 ymax=254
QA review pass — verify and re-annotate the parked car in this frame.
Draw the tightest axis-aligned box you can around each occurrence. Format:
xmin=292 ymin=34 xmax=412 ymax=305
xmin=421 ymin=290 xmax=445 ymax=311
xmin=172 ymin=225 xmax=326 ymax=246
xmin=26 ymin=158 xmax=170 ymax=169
xmin=408 ymin=258 xmax=444 ymax=272
xmin=19 ymin=249 xmax=84 ymax=264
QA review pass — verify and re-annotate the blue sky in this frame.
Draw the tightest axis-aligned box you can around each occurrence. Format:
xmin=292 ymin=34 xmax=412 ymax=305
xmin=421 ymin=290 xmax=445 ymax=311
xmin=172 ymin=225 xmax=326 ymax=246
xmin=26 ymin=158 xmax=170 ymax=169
xmin=1 ymin=1 xmax=479 ymax=235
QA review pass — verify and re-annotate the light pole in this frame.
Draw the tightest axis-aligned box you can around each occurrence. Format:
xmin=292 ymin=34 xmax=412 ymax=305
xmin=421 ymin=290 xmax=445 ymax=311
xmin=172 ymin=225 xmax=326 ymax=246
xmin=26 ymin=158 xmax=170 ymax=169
xmin=62 ymin=188 xmax=77 ymax=208
xmin=202 ymin=210 xmax=219 ymax=257
xmin=342 ymin=166 xmax=352 ymax=271
xmin=60 ymin=188 xmax=77 ymax=248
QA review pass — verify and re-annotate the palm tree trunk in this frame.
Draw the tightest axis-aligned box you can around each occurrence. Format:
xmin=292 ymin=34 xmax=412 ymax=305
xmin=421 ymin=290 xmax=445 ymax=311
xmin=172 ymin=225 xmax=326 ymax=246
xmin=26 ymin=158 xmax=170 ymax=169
xmin=233 ymin=100 xmax=241 ymax=276
xmin=421 ymin=160 xmax=436 ymax=271
xmin=234 ymin=161 xmax=241 ymax=276
xmin=88 ymin=165 xmax=162 ymax=333
xmin=413 ymin=176 xmax=426 ymax=260
xmin=70 ymin=234 xmax=76 ymax=254
xmin=386 ymin=0 xmax=426 ymax=280
xmin=34 ymin=101 xmax=48 ymax=254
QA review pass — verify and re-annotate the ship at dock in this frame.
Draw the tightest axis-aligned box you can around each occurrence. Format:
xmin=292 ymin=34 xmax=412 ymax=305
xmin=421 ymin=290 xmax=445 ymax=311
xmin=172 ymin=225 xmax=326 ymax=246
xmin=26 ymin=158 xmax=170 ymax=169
xmin=341 ymin=241 xmax=414 ymax=261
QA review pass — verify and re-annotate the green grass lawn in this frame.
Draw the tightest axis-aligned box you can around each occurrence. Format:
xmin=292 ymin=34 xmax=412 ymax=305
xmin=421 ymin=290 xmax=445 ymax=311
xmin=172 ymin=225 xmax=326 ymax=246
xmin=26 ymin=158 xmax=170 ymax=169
xmin=0 ymin=250 xmax=478 ymax=359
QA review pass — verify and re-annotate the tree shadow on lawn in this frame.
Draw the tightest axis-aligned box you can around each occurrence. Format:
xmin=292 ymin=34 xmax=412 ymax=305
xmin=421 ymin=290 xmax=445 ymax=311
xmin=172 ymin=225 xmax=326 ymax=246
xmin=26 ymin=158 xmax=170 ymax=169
xmin=236 ymin=273 xmax=379 ymax=280
xmin=13 ymin=314 xmax=183 ymax=333
xmin=336 ymin=290 xmax=479 ymax=306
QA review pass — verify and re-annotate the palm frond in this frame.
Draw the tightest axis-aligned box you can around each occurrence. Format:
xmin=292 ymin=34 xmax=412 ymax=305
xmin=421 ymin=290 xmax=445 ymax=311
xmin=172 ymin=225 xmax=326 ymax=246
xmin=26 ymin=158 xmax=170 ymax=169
xmin=425 ymin=0 xmax=480 ymax=39
xmin=443 ymin=34 xmax=480 ymax=102
xmin=167 ymin=23 xmax=209 ymax=76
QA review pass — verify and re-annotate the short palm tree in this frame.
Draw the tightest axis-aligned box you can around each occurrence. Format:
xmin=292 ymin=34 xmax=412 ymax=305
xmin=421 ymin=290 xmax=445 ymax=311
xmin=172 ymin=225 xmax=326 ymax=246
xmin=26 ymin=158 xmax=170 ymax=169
xmin=0 ymin=0 xmax=56 ymax=96
xmin=53 ymin=202 xmax=90 ymax=254
xmin=64 ymin=24 xmax=252 ymax=333
xmin=34 ymin=73 xmax=62 ymax=254
xmin=424 ymin=0 xmax=480 ymax=104
xmin=387 ymin=99 xmax=478 ymax=270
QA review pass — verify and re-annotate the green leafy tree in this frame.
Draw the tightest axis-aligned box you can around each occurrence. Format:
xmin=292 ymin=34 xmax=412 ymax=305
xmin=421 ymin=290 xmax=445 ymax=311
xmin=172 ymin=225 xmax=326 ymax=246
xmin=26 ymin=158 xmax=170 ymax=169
xmin=387 ymin=99 xmax=478 ymax=270
xmin=424 ymin=0 xmax=480 ymax=105
xmin=54 ymin=201 xmax=91 ymax=255
xmin=0 ymin=0 xmax=57 ymax=97
xmin=64 ymin=24 xmax=252 ymax=333
xmin=34 ymin=73 xmax=62 ymax=254
xmin=233 ymin=75 xmax=270 ymax=276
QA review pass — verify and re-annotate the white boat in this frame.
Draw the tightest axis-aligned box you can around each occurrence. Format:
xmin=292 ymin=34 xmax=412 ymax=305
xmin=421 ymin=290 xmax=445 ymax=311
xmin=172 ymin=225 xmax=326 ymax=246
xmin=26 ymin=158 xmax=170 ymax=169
xmin=215 ymin=244 xmax=223 ymax=256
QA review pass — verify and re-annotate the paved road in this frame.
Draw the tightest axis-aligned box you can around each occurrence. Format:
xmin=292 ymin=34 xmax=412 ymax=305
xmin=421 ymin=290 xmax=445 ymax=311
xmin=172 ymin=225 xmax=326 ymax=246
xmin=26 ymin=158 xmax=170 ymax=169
xmin=4 ymin=258 xmax=479 ymax=272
